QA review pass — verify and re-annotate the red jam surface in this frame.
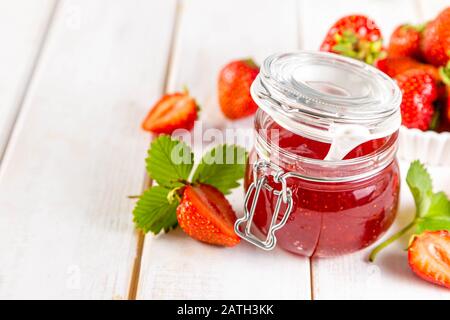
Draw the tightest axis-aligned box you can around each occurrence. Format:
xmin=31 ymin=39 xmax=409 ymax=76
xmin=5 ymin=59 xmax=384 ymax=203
xmin=246 ymin=122 xmax=400 ymax=257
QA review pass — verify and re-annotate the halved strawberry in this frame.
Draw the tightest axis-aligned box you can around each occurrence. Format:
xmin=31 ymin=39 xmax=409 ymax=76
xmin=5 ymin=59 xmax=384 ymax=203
xmin=176 ymin=184 xmax=240 ymax=247
xmin=142 ymin=91 xmax=198 ymax=134
xmin=408 ymin=230 xmax=450 ymax=289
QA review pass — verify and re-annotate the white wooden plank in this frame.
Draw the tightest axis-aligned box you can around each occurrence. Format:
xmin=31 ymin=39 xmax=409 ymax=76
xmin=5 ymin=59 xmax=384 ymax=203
xmin=298 ymin=0 xmax=421 ymax=50
xmin=137 ymin=0 xmax=311 ymax=300
xmin=311 ymin=162 xmax=450 ymax=300
xmin=0 ymin=0 xmax=56 ymax=159
xmin=0 ymin=0 xmax=176 ymax=299
xmin=299 ymin=0 xmax=450 ymax=300
xmin=418 ymin=0 xmax=449 ymax=20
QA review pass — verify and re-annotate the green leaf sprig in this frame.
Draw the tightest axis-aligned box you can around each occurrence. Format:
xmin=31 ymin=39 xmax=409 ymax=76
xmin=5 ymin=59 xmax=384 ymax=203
xmin=133 ymin=135 xmax=247 ymax=235
xmin=369 ymin=160 xmax=450 ymax=262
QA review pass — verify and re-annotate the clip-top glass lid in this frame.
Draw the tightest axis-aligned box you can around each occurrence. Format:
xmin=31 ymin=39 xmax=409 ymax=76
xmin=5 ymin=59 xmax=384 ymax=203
xmin=251 ymin=51 xmax=402 ymax=151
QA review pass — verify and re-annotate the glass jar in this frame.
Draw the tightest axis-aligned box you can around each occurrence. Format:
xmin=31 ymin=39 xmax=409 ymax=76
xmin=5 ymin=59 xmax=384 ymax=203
xmin=235 ymin=51 xmax=402 ymax=257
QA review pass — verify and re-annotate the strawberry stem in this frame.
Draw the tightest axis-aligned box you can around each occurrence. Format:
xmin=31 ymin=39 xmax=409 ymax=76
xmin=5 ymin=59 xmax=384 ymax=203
xmin=439 ymin=61 xmax=450 ymax=85
xmin=430 ymin=108 xmax=440 ymax=131
xmin=369 ymin=220 xmax=417 ymax=262
xmin=412 ymin=23 xmax=426 ymax=33
xmin=243 ymin=58 xmax=258 ymax=69
xmin=167 ymin=186 xmax=185 ymax=204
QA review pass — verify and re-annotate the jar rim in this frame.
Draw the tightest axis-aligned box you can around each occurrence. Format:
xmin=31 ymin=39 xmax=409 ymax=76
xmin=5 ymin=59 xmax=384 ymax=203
xmin=254 ymin=109 xmax=398 ymax=182
xmin=251 ymin=51 xmax=402 ymax=144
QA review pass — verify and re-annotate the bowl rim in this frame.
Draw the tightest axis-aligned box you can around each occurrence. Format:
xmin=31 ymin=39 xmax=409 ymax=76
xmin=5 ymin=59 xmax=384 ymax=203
xmin=400 ymin=126 xmax=450 ymax=139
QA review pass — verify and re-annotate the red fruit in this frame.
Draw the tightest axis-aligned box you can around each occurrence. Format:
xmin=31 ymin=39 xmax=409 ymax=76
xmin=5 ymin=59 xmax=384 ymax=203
xmin=176 ymin=184 xmax=240 ymax=247
xmin=440 ymin=62 xmax=450 ymax=122
xmin=395 ymin=69 xmax=438 ymax=130
xmin=218 ymin=59 xmax=259 ymax=119
xmin=376 ymin=56 xmax=440 ymax=81
xmin=142 ymin=91 xmax=198 ymax=134
xmin=422 ymin=7 xmax=450 ymax=66
xmin=320 ymin=15 xmax=385 ymax=65
xmin=408 ymin=230 xmax=450 ymax=289
xmin=388 ymin=24 xmax=423 ymax=59
xmin=447 ymin=88 xmax=450 ymax=124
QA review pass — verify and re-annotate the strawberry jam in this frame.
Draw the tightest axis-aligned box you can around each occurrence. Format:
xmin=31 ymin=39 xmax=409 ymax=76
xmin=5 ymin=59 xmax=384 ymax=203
xmin=235 ymin=52 xmax=402 ymax=257
xmin=245 ymin=113 xmax=400 ymax=257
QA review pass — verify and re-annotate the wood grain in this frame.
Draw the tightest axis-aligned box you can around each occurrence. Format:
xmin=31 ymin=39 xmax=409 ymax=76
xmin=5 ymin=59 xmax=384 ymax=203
xmin=0 ymin=0 xmax=176 ymax=299
xmin=0 ymin=0 xmax=56 ymax=160
xmin=136 ymin=0 xmax=312 ymax=300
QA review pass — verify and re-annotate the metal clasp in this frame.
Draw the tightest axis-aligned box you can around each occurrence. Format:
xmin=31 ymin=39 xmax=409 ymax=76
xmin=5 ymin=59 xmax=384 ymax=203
xmin=234 ymin=159 xmax=293 ymax=250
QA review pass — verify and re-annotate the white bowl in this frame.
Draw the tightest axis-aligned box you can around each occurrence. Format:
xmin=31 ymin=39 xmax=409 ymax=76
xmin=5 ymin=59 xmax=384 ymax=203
xmin=398 ymin=126 xmax=450 ymax=167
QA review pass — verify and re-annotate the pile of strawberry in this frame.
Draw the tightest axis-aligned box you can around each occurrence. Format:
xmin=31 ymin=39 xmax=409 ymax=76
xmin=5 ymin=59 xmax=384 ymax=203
xmin=320 ymin=9 xmax=450 ymax=132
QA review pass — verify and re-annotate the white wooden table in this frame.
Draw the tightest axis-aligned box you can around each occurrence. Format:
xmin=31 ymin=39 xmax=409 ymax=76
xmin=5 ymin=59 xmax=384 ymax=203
xmin=0 ymin=0 xmax=449 ymax=300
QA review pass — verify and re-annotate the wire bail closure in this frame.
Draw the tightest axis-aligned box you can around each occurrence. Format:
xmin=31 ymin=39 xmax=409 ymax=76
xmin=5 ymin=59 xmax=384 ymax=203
xmin=234 ymin=159 xmax=293 ymax=250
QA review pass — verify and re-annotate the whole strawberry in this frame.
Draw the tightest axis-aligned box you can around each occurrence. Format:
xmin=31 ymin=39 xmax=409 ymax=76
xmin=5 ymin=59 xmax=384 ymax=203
xmin=218 ymin=59 xmax=259 ymax=119
xmin=395 ymin=69 xmax=438 ymax=130
xmin=440 ymin=61 xmax=450 ymax=123
xmin=422 ymin=7 xmax=450 ymax=66
xmin=376 ymin=56 xmax=440 ymax=81
xmin=176 ymin=184 xmax=240 ymax=247
xmin=320 ymin=15 xmax=385 ymax=65
xmin=388 ymin=24 xmax=423 ymax=59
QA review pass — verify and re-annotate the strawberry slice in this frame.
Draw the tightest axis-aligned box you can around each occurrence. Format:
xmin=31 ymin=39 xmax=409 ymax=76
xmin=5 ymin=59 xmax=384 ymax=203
xmin=408 ymin=230 xmax=450 ymax=289
xmin=142 ymin=91 xmax=198 ymax=134
xmin=176 ymin=184 xmax=240 ymax=247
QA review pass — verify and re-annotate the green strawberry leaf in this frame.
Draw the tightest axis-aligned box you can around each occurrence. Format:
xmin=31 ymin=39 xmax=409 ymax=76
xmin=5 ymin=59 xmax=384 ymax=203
xmin=416 ymin=217 xmax=450 ymax=234
xmin=133 ymin=137 xmax=247 ymax=236
xmin=423 ymin=191 xmax=450 ymax=218
xmin=192 ymin=144 xmax=247 ymax=195
xmin=133 ymin=186 xmax=179 ymax=234
xmin=146 ymin=135 xmax=194 ymax=188
xmin=369 ymin=160 xmax=450 ymax=262
xmin=416 ymin=192 xmax=450 ymax=233
xmin=406 ymin=160 xmax=433 ymax=217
